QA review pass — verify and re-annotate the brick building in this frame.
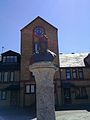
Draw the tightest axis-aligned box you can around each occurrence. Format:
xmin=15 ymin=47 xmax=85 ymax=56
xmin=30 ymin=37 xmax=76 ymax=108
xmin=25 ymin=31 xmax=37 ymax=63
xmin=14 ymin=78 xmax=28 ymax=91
xmin=20 ymin=16 xmax=61 ymax=107
xmin=0 ymin=50 xmax=20 ymax=106
xmin=60 ymin=53 xmax=90 ymax=105
xmin=0 ymin=16 xmax=90 ymax=107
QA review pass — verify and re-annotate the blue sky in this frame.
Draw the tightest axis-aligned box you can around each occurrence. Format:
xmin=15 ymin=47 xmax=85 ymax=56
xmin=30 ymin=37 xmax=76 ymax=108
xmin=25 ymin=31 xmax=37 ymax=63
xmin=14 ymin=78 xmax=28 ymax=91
xmin=0 ymin=0 xmax=90 ymax=54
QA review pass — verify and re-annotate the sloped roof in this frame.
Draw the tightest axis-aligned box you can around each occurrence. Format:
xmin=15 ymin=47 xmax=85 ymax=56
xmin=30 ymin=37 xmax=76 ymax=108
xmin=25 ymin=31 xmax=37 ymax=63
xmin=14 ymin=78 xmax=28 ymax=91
xmin=21 ymin=16 xmax=58 ymax=31
xmin=59 ymin=53 xmax=89 ymax=67
xmin=84 ymin=53 xmax=90 ymax=67
xmin=2 ymin=50 xmax=20 ymax=56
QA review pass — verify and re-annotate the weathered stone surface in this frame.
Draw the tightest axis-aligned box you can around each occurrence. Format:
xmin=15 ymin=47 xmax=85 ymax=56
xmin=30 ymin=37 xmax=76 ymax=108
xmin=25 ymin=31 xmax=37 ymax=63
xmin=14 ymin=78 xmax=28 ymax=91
xmin=29 ymin=62 xmax=58 ymax=120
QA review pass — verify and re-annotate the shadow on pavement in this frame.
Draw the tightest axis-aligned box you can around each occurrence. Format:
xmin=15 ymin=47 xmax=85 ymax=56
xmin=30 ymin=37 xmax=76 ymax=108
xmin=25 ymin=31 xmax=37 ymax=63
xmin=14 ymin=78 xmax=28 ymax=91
xmin=55 ymin=104 xmax=90 ymax=112
xmin=0 ymin=105 xmax=36 ymax=120
xmin=1 ymin=104 xmax=90 ymax=120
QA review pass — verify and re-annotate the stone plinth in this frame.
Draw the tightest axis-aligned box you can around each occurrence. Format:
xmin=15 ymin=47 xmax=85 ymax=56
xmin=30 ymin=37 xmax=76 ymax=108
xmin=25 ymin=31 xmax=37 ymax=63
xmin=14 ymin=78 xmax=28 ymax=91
xmin=29 ymin=62 xmax=58 ymax=120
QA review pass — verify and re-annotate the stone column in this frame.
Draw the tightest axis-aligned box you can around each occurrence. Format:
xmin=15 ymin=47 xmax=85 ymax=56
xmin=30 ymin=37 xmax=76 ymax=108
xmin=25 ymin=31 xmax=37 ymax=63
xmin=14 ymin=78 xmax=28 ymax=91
xmin=29 ymin=62 xmax=57 ymax=120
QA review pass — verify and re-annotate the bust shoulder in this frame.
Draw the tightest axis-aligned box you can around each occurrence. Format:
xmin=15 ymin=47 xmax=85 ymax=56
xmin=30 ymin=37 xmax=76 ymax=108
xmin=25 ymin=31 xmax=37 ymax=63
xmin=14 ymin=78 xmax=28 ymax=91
xmin=30 ymin=50 xmax=56 ymax=64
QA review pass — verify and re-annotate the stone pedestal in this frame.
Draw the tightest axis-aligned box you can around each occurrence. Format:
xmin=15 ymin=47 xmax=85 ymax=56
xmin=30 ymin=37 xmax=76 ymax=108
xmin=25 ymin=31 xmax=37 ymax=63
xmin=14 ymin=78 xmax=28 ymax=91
xmin=29 ymin=62 xmax=57 ymax=120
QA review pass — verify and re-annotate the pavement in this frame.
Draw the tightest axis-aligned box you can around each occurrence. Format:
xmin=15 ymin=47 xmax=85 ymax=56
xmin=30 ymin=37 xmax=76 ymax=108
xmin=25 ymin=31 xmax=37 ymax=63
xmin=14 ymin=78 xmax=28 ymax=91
xmin=0 ymin=105 xmax=90 ymax=120
xmin=0 ymin=106 xmax=36 ymax=120
xmin=56 ymin=110 xmax=90 ymax=120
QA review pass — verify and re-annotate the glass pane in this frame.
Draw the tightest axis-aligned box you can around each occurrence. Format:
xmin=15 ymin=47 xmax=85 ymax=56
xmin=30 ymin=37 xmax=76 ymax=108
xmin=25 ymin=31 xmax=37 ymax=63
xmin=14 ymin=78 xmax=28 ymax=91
xmin=72 ymin=72 xmax=77 ymax=79
xmin=26 ymin=85 xmax=30 ymax=93
xmin=14 ymin=56 xmax=17 ymax=62
xmin=75 ymin=88 xmax=80 ymax=98
xmin=79 ymin=72 xmax=83 ymax=79
xmin=10 ymin=72 xmax=14 ymax=81
xmin=3 ymin=56 xmax=6 ymax=62
xmin=0 ymin=73 xmax=1 ymax=81
xmin=7 ymin=56 xmax=10 ymax=62
xmin=31 ymin=85 xmax=35 ymax=93
xmin=4 ymin=72 xmax=8 ymax=82
xmin=10 ymin=56 xmax=13 ymax=62
xmin=81 ymin=87 xmax=87 ymax=97
xmin=1 ymin=91 xmax=6 ymax=100
xmin=66 ymin=68 xmax=71 ymax=80
xmin=66 ymin=73 xmax=71 ymax=79
xmin=72 ymin=69 xmax=77 ymax=79
xmin=1 ymin=72 xmax=4 ymax=81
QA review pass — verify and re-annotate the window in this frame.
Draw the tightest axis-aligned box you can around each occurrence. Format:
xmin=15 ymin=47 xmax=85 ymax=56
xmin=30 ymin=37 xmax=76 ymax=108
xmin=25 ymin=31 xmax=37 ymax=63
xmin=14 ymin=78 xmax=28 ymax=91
xmin=0 ymin=72 xmax=1 ymax=82
xmin=0 ymin=72 xmax=15 ymax=82
xmin=7 ymin=56 xmax=10 ymax=62
xmin=75 ymin=87 xmax=88 ymax=99
xmin=78 ymin=68 xmax=84 ymax=79
xmin=4 ymin=72 xmax=8 ymax=82
xmin=72 ymin=68 xmax=77 ymax=79
xmin=2 ymin=72 xmax=8 ymax=82
xmin=64 ymin=88 xmax=71 ymax=99
xmin=0 ymin=91 xmax=7 ymax=100
xmin=3 ymin=56 xmax=6 ymax=62
xmin=31 ymin=85 xmax=35 ymax=93
xmin=25 ymin=85 xmax=30 ymax=93
xmin=66 ymin=68 xmax=71 ymax=80
xmin=10 ymin=72 xmax=14 ymax=81
xmin=14 ymin=56 xmax=17 ymax=62
xmin=1 ymin=72 xmax=7 ymax=82
xmin=25 ymin=84 xmax=35 ymax=94
xmin=3 ymin=56 xmax=17 ymax=63
xmin=66 ymin=68 xmax=84 ymax=80
xmin=1 ymin=72 xmax=4 ymax=82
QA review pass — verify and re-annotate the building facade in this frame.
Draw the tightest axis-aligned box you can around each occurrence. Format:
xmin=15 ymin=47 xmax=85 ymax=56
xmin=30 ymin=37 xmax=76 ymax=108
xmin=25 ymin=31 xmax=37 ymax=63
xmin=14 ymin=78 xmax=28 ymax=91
xmin=0 ymin=50 xmax=20 ymax=106
xmin=0 ymin=16 xmax=90 ymax=107
xmin=20 ymin=16 xmax=61 ymax=107
xmin=60 ymin=53 xmax=90 ymax=105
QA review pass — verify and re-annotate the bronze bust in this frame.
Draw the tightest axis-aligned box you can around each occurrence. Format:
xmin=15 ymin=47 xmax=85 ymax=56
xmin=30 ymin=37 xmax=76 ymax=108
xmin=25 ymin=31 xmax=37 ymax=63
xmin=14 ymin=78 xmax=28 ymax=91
xmin=30 ymin=35 xmax=56 ymax=64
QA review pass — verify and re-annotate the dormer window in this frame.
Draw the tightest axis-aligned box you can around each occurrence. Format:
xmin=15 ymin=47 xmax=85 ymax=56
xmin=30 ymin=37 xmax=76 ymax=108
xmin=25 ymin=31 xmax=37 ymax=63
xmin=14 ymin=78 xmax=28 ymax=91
xmin=3 ymin=56 xmax=17 ymax=63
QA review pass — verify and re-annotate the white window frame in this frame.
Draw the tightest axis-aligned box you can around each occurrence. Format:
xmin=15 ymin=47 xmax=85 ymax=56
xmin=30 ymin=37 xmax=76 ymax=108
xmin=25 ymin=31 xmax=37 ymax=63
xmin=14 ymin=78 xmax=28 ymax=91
xmin=31 ymin=85 xmax=35 ymax=93
xmin=25 ymin=85 xmax=30 ymax=94
xmin=25 ymin=84 xmax=35 ymax=94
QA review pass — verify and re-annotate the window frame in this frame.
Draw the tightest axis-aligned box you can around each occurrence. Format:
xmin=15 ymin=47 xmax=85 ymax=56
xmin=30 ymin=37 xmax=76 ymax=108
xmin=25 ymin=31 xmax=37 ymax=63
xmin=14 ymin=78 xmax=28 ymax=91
xmin=72 ymin=68 xmax=77 ymax=80
xmin=3 ymin=56 xmax=17 ymax=63
xmin=0 ymin=71 xmax=15 ymax=83
xmin=0 ymin=72 xmax=2 ymax=82
xmin=0 ymin=91 xmax=7 ymax=100
xmin=25 ymin=84 xmax=36 ymax=94
xmin=75 ymin=87 xmax=88 ymax=99
xmin=3 ymin=72 xmax=8 ymax=82
xmin=66 ymin=68 xmax=71 ymax=80
xmin=9 ymin=71 xmax=15 ymax=82
xmin=78 ymin=68 xmax=84 ymax=80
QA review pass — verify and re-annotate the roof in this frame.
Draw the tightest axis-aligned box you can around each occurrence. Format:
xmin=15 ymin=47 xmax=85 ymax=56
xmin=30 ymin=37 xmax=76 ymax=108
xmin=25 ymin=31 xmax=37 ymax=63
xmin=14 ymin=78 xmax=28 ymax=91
xmin=2 ymin=50 xmax=20 ymax=56
xmin=21 ymin=16 xmax=58 ymax=31
xmin=84 ymin=53 xmax=90 ymax=67
xmin=59 ymin=53 xmax=89 ymax=67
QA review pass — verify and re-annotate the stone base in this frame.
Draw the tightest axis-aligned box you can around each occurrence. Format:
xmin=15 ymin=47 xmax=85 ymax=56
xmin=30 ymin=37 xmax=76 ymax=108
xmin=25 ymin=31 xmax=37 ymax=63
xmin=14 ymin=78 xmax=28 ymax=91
xmin=29 ymin=62 xmax=58 ymax=120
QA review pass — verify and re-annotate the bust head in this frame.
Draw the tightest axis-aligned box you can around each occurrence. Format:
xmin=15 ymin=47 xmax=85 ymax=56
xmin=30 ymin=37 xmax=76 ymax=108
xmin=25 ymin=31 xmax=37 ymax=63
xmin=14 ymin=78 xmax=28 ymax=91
xmin=30 ymin=34 xmax=56 ymax=64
